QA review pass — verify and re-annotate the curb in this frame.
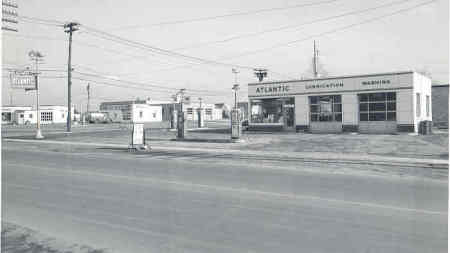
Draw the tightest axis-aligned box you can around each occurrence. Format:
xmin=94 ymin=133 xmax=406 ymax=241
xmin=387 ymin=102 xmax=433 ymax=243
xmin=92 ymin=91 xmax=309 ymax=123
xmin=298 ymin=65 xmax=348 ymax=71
xmin=4 ymin=138 xmax=448 ymax=169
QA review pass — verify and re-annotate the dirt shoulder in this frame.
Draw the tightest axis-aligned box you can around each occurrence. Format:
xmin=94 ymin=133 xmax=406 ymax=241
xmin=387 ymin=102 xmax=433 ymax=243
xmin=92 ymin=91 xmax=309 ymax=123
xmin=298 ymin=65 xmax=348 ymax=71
xmin=1 ymin=222 xmax=108 ymax=253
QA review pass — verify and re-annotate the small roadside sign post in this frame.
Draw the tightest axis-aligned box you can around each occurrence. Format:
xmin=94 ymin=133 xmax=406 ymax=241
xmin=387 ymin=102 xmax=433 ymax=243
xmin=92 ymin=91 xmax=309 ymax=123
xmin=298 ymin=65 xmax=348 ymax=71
xmin=129 ymin=123 xmax=148 ymax=151
xmin=10 ymin=68 xmax=44 ymax=139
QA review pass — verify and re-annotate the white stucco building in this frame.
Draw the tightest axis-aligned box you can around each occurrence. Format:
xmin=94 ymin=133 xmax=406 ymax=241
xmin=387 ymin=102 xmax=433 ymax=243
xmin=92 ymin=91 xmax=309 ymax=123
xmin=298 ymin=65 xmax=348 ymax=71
xmin=99 ymin=100 xmax=162 ymax=123
xmin=247 ymin=71 xmax=432 ymax=134
xmin=2 ymin=105 xmax=75 ymax=125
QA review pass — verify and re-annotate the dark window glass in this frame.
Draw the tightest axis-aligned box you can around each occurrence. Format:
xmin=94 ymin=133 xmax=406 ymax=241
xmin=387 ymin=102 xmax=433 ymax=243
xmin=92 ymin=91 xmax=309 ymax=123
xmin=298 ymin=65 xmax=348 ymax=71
xmin=309 ymin=95 xmax=341 ymax=122
xmin=309 ymin=96 xmax=318 ymax=104
xmin=319 ymin=96 xmax=331 ymax=103
xmin=359 ymin=103 xmax=368 ymax=112
xmin=333 ymin=95 xmax=341 ymax=103
xmin=387 ymin=92 xmax=396 ymax=101
xmin=387 ymin=102 xmax=396 ymax=111
xmin=333 ymin=104 xmax=342 ymax=113
xmin=319 ymin=113 xmax=333 ymax=122
xmin=369 ymin=112 xmax=386 ymax=121
xmin=369 ymin=103 xmax=386 ymax=111
xmin=387 ymin=112 xmax=396 ymax=121
xmin=334 ymin=113 xmax=342 ymax=121
xmin=369 ymin=93 xmax=385 ymax=102
xmin=359 ymin=94 xmax=368 ymax=102
xmin=360 ymin=113 xmax=368 ymax=121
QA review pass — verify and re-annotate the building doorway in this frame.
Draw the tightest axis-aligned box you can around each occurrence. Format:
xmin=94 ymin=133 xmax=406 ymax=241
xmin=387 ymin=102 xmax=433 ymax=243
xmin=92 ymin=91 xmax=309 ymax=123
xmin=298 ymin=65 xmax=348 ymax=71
xmin=309 ymin=95 xmax=343 ymax=133
xmin=281 ymin=98 xmax=295 ymax=131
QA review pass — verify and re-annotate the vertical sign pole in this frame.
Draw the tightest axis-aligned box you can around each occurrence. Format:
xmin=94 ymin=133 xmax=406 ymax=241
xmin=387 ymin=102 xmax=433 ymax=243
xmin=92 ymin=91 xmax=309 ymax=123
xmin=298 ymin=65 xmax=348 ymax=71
xmin=35 ymin=58 xmax=43 ymax=139
xmin=67 ymin=28 xmax=73 ymax=133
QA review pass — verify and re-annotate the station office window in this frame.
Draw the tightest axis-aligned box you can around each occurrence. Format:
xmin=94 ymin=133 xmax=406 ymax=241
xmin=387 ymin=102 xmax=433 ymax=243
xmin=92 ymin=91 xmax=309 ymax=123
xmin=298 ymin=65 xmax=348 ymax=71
xmin=358 ymin=92 xmax=396 ymax=121
xmin=187 ymin=108 xmax=193 ymax=115
xmin=139 ymin=111 xmax=143 ymax=118
xmin=29 ymin=114 xmax=33 ymax=118
xmin=309 ymin=95 xmax=342 ymax=122
xmin=250 ymin=98 xmax=283 ymax=123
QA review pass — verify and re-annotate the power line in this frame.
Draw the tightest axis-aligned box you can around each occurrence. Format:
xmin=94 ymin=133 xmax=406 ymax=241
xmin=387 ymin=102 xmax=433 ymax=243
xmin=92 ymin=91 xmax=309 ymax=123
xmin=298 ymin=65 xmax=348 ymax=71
xmin=71 ymin=76 xmax=226 ymax=97
xmin=2 ymin=33 xmax=193 ymax=69
xmin=172 ymin=0 xmax=416 ymax=51
xmin=18 ymin=15 xmax=65 ymax=26
xmin=110 ymin=0 xmax=339 ymax=31
xmin=73 ymin=70 xmax=229 ymax=95
xmin=151 ymin=0 xmax=437 ymax=72
xmin=220 ymin=0 xmax=437 ymax=60
xmin=81 ymin=26 xmax=259 ymax=70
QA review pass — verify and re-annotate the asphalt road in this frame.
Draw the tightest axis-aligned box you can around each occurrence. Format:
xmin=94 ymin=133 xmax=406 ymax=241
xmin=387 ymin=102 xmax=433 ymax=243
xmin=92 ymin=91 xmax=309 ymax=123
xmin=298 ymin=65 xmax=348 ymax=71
xmin=2 ymin=142 xmax=448 ymax=253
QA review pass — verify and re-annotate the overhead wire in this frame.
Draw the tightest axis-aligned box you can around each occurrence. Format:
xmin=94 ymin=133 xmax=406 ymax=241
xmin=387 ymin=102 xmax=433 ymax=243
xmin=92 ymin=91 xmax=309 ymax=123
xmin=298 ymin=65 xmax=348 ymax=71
xmin=110 ymin=0 xmax=339 ymax=31
xmin=72 ymin=71 xmax=228 ymax=96
xmin=147 ymin=0 xmax=437 ymax=73
xmin=171 ymin=0 xmax=417 ymax=51
xmin=81 ymin=26 xmax=260 ymax=70
xmin=218 ymin=0 xmax=437 ymax=60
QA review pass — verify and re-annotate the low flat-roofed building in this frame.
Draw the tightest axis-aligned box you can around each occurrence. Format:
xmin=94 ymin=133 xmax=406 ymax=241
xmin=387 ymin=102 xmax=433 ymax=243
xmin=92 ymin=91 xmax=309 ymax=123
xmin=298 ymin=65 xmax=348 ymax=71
xmin=4 ymin=105 xmax=75 ymax=125
xmin=1 ymin=106 xmax=32 ymax=124
xmin=100 ymin=99 xmax=162 ymax=123
xmin=247 ymin=71 xmax=432 ymax=134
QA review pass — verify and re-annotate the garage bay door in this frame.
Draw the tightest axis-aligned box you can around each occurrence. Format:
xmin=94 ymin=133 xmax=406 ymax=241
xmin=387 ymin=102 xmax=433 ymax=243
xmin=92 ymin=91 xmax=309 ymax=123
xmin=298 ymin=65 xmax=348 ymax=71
xmin=358 ymin=92 xmax=397 ymax=134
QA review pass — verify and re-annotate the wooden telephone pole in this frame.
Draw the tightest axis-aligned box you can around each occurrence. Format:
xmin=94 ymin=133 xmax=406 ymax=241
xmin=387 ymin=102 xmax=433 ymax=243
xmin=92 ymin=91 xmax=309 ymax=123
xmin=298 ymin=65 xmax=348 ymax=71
xmin=64 ymin=22 xmax=79 ymax=133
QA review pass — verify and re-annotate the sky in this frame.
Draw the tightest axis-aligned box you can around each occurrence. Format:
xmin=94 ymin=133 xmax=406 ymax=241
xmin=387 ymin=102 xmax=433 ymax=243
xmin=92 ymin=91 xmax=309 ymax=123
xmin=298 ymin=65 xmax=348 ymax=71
xmin=2 ymin=0 xmax=449 ymax=110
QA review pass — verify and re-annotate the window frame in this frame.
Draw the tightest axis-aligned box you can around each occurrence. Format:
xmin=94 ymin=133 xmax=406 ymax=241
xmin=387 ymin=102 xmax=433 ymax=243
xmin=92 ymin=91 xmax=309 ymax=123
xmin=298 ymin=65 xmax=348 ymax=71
xmin=358 ymin=92 xmax=396 ymax=122
xmin=309 ymin=95 xmax=342 ymax=122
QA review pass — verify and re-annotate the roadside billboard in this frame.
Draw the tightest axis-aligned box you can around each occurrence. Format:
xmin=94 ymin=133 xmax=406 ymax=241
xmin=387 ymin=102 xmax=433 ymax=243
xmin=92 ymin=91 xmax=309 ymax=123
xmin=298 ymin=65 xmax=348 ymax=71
xmin=10 ymin=70 xmax=36 ymax=90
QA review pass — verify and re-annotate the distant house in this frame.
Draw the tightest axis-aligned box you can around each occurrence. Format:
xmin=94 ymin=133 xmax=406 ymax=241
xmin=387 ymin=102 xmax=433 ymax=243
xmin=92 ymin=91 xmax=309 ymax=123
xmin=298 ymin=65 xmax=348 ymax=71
xmin=148 ymin=100 xmax=223 ymax=121
xmin=1 ymin=106 xmax=32 ymax=124
xmin=2 ymin=105 xmax=75 ymax=125
xmin=214 ymin=103 xmax=230 ymax=119
xmin=432 ymin=84 xmax=449 ymax=128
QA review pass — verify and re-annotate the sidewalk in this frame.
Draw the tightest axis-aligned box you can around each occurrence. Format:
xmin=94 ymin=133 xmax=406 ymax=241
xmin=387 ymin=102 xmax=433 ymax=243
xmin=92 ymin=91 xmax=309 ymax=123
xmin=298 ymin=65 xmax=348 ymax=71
xmin=5 ymin=138 xmax=448 ymax=169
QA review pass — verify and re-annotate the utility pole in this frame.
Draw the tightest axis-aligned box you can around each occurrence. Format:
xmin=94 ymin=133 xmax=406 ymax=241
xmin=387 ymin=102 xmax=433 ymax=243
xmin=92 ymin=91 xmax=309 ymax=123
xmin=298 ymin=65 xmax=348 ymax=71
xmin=177 ymin=88 xmax=186 ymax=139
xmin=28 ymin=50 xmax=44 ymax=139
xmin=64 ymin=22 xmax=79 ymax=133
xmin=197 ymin=97 xmax=204 ymax=128
xmin=313 ymin=40 xmax=318 ymax=78
xmin=86 ymin=83 xmax=90 ymax=114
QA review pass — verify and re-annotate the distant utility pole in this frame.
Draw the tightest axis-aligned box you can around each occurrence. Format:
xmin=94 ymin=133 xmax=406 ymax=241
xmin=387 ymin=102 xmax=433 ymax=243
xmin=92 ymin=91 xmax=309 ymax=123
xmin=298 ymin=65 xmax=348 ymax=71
xmin=177 ymin=88 xmax=186 ymax=139
xmin=313 ymin=40 xmax=318 ymax=78
xmin=86 ymin=83 xmax=90 ymax=113
xmin=2 ymin=0 xmax=19 ymax=32
xmin=29 ymin=50 xmax=44 ymax=139
xmin=64 ymin=22 xmax=79 ymax=133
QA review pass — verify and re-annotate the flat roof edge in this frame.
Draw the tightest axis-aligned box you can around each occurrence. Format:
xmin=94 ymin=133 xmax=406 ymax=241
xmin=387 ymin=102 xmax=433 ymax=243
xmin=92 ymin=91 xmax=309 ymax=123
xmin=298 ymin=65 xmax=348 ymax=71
xmin=248 ymin=71 xmax=415 ymax=86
